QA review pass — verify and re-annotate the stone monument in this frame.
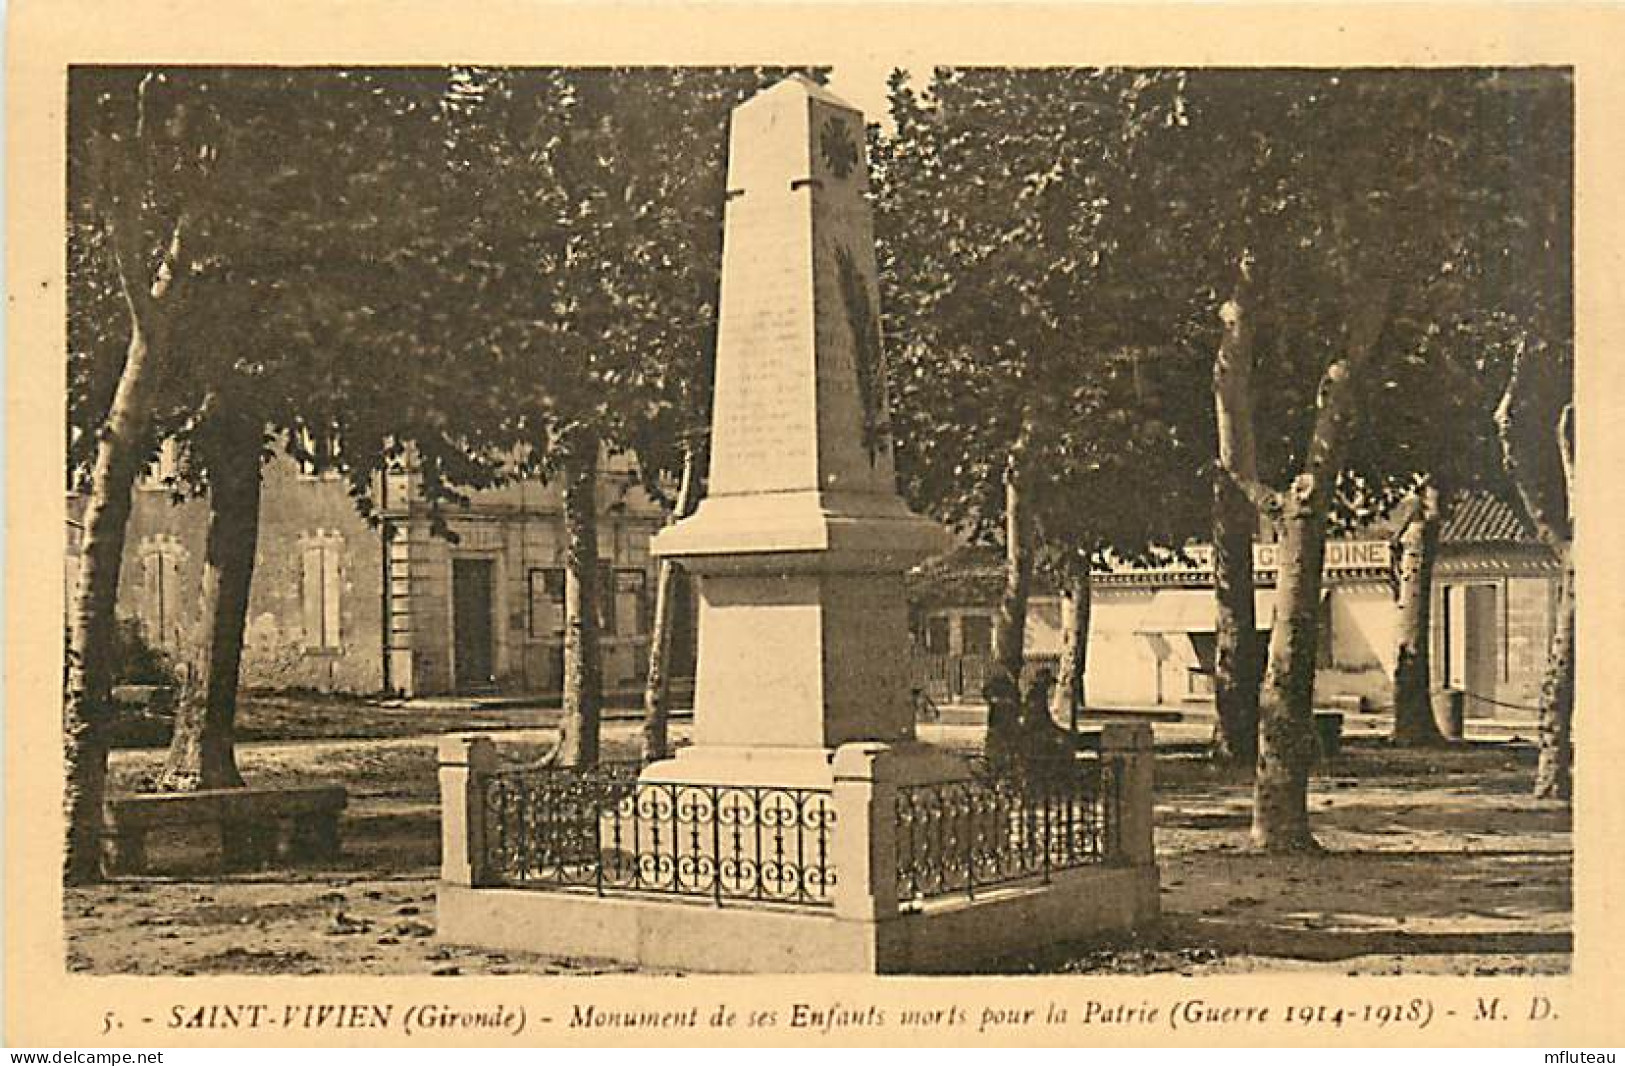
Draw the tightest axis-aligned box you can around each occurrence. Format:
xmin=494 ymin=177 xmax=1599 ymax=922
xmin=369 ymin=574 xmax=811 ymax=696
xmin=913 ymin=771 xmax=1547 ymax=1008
xmin=647 ymin=75 xmax=955 ymax=789
xmin=436 ymin=77 xmax=1159 ymax=973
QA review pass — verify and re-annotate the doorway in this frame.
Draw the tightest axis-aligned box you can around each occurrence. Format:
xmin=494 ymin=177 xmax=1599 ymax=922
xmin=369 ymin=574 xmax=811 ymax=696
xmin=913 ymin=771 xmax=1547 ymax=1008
xmin=1444 ymin=583 xmax=1499 ymax=717
xmin=453 ymin=558 xmax=495 ymax=693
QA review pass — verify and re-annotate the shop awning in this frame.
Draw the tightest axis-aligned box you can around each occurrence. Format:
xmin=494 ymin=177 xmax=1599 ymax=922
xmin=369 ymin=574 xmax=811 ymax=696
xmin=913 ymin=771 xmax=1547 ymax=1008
xmin=1133 ymin=589 xmax=1275 ymax=634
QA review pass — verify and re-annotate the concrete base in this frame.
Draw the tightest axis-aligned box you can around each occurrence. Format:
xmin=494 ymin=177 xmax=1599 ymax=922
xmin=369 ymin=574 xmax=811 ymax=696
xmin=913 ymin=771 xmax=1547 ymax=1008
xmin=437 ymin=863 xmax=1159 ymax=974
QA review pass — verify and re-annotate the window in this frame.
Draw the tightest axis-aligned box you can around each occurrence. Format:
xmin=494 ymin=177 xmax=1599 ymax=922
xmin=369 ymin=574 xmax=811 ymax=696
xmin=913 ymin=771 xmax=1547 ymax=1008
xmin=961 ymin=615 xmax=994 ymax=657
xmin=138 ymin=538 xmax=185 ymax=650
xmin=615 ymin=522 xmax=652 ymax=567
xmin=1187 ymin=631 xmax=1218 ymax=696
xmin=528 ymin=565 xmax=622 ymax=637
xmin=301 ymin=535 xmax=343 ymax=651
xmin=614 ymin=569 xmax=647 ymax=638
xmin=1188 ymin=631 xmax=1218 ymax=675
xmin=529 ymin=568 xmax=565 ymax=639
xmin=924 ymin=616 xmax=951 ymax=654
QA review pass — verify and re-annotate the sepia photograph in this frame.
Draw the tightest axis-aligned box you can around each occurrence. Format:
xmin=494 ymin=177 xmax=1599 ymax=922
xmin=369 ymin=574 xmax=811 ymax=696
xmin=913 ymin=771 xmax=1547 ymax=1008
xmin=9 ymin=0 xmax=1624 ymax=1051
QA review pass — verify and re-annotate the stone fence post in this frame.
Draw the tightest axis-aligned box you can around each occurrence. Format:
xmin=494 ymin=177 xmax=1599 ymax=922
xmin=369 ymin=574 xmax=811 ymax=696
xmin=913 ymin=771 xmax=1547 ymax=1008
xmin=831 ymin=742 xmax=900 ymax=923
xmin=439 ymin=733 xmax=498 ymax=886
xmin=1100 ymin=723 xmax=1155 ymax=866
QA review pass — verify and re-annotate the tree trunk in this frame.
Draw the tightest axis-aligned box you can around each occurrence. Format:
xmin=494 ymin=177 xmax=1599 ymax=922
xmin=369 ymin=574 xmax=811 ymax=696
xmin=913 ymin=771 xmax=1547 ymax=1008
xmin=1212 ymin=477 xmax=1262 ymax=765
xmin=63 ymin=213 xmax=183 ymax=884
xmin=641 ymin=443 xmax=702 ymax=763
xmin=64 ymin=323 xmax=156 ymax=882
xmin=987 ymin=427 xmax=1032 ymax=756
xmin=1211 ymin=251 xmax=1263 ymax=765
xmin=1253 ymin=488 xmax=1331 ymax=851
xmin=993 ymin=431 xmax=1032 ymax=683
xmin=1496 ymin=353 xmax=1574 ymax=801
xmin=1054 ymin=566 xmax=1091 ymax=733
xmin=1252 ymin=284 xmax=1388 ymax=852
xmin=1390 ymin=480 xmax=1446 ymax=746
xmin=1495 ymin=356 xmax=1572 ymax=559
xmin=1534 ymin=552 xmax=1574 ymax=800
xmin=1536 ymin=405 xmax=1576 ymax=800
xmin=551 ymin=429 xmax=602 ymax=768
xmin=155 ymin=409 xmax=262 ymax=791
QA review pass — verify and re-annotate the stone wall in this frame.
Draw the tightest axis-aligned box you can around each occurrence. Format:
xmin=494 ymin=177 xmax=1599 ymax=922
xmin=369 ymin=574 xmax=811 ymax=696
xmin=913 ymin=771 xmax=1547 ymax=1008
xmin=83 ymin=449 xmax=675 ymax=699
xmin=112 ymin=452 xmax=386 ymax=694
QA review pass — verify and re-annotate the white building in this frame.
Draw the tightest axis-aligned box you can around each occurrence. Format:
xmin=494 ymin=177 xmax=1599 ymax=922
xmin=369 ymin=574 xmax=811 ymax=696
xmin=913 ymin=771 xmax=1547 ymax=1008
xmin=909 ymin=495 xmax=1560 ymax=720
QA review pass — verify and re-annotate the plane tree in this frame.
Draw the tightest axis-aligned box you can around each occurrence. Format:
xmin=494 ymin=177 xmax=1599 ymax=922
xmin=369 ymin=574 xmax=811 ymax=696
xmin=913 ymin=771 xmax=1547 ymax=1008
xmin=1173 ymin=69 xmax=1572 ymax=847
xmin=874 ymin=68 xmax=1211 ymax=750
xmin=1475 ymin=71 xmax=1574 ymax=798
xmin=1336 ymin=72 xmax=1570 ymax=754
xmin=65 ymin=67 xmax=495 ymax=881
xmin=877 ymin=66 xmax=1572 ymax=843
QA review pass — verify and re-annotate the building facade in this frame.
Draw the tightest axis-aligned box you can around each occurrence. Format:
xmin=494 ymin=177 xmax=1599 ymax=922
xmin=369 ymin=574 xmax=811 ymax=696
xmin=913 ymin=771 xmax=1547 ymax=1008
xmin=76 ymin=447 xmax=684 ymax=698
xmin=910 ymin=495 xmax=1560 ymax=720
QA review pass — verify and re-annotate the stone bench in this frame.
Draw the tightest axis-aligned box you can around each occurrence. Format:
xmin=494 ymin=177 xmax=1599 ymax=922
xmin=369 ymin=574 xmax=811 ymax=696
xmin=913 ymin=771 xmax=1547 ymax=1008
xmin=102 ymin=784 xmax=347 ymax=875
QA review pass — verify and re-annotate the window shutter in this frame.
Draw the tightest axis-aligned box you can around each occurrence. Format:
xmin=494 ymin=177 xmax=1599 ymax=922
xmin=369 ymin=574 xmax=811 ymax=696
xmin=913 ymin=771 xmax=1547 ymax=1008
xmin=615 ymin=569 xmax=646 ymax=637
xmin=302 ymin=545 xmax=323 ymax=649
xmin=162 ymin=552 xmax=180 ymax=649
xmin=143 ymin=555 xmax=160 ymax=645
xmin=597 ymin=563 xmax=615 ymax=635
xmin=322 ymin=545 xmax=343 ymax=649
xmin=527 ymin=571 xmax=544 ymax=638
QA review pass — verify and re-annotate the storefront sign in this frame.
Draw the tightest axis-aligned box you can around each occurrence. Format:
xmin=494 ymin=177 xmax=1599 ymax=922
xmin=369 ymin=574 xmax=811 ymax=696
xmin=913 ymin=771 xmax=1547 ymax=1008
xmin=1126 ymin=540 xmax=1391 ymax=579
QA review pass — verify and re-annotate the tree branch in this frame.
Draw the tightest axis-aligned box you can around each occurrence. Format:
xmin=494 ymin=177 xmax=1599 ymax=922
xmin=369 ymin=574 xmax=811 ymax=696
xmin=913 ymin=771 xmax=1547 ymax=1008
xmin=104 ymin=73 xmax=187 ymax=330
xmin=1494 ymin=344 xmax=1572 ymax=550
xmin=1296 ymin=257 xmax=1393 ymax=505
xmin=1212 ymin=247 xmax=1280 ymax=520
xmin=1558 ymin=402 xmax=1575 ymax=516
xmin=1221 ymin=469 xmax=1283 ymax=521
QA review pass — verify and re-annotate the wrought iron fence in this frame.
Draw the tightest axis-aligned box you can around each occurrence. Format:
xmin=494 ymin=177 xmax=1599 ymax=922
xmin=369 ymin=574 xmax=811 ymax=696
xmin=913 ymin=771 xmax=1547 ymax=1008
xmin=482 ymin=764 xmax=836 ymax=908
xmin=894 ymin=755 xmax=1116 ymax=909
xmin=909 ymin=652 xmax=1060 ymax=703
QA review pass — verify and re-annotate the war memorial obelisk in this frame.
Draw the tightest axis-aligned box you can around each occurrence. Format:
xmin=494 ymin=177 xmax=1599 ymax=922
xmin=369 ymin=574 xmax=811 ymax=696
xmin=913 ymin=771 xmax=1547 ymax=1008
xmin=647 ymin=75 xmax=957 ymax=789
xmin=437 ymin=77 xmax=1158 ymax=973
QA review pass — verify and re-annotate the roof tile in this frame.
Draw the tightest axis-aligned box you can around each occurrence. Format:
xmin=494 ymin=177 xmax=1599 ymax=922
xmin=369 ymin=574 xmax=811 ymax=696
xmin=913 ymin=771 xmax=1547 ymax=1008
xmin=1440 ymin=493 xmax=1539 ymax=546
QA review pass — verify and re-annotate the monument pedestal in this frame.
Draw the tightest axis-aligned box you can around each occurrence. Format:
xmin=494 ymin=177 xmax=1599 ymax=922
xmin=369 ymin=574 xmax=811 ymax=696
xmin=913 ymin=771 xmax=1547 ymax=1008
xmin=646 ymin=499 xmax=969 ymax=786
xmin=640 ymin=526 xmax=969 ymax=803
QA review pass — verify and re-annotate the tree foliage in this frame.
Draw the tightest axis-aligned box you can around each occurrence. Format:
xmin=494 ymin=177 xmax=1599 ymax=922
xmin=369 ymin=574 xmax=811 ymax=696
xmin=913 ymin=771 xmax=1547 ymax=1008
xmin=878 ymin=68 xmax=1210 ymax=549
xmin=875 ymin=68 xmax=1213 ymax=740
